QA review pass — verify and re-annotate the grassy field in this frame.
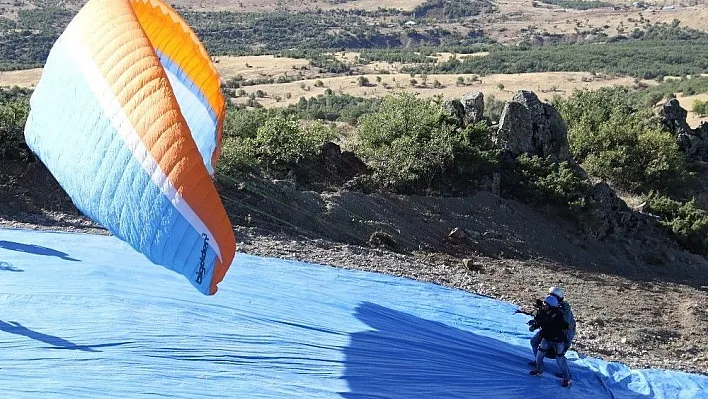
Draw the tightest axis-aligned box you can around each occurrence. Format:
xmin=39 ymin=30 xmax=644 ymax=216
xmin=0 ymin=68 xmax=41 ymax=87
xmin=2 ymin=53 xmax=706 ymax=127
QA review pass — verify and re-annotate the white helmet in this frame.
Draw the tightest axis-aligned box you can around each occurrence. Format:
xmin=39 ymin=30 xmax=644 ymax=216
xmin=549 ymin=286 xmax=565 ymax=299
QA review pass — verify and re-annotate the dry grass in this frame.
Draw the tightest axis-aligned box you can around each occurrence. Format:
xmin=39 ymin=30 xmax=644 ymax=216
xmin=230 ymin=70 xmax=644 ymax=108
xmin=211 ymin=55 xmax=646 ymax=107
xmin=215 ymin=55 xmax=310 ymax=81
xmin=0 ymin=69 xmax=42 ymax=88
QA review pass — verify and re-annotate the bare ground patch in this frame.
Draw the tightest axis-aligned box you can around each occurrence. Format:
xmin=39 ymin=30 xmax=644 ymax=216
xmin=0 ymin=69 xmax=42 ymax=88
xmin=484 ymin=0 xmax=708 ymax=44
xmin=671 ymin=93 xmax=708 ymax=129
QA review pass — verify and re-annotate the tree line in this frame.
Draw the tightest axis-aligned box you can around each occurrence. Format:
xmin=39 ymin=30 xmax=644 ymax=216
xmin=406 ymin=23 xmax=708 ymax=79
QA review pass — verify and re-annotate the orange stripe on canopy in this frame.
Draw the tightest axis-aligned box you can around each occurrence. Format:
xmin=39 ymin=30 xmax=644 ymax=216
xmin=130 ymin=0 xmax=226 ymax=170
xmin=74 ymin=0 xmax=235 ymax=294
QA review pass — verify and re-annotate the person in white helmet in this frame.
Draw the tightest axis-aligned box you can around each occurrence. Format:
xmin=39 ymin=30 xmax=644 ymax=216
xmin=548 ymin=286 xmax=575 ymax=352
xmin=528 ymin=286 xmax=575 ymax=364
xmin=529 ymin=295 xmax=572 ymax=387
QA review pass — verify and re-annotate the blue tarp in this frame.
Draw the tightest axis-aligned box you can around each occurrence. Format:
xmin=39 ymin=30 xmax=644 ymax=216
xmin=1 ymin=228 xmax=706 ymax=398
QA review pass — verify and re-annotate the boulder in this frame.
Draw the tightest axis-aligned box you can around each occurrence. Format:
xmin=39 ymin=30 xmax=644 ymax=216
xmin=461 ymin=91 xmax=485 ymax=126
xmin=368 ymin=231 xmax=397 ymax=249
xmin=442 ymin=99 xmax=465 ymax=127
xmin=462 ymin=257 xmax=484 ymax=272
xmin=496 ymin=101 xmax=534 ymax=154
xmin=584 ymin=182 xmax=653 ymax=240
xmin=295 ymin=142 xmax=368 ymax=189
xmin=495 ymin=90 xmax=571 ymax=162
xmin=448 ymin=227 xmax=470 ymax=241
xmin=659 ymin=98 xmax=692 ymax=136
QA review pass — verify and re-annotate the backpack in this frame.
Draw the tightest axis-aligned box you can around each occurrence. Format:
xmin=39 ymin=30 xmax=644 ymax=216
xmin=561 ymin=301 xmax=576 ymax=330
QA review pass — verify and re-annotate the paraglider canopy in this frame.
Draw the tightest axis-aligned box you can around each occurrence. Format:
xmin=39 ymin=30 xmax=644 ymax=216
xmin=23 ymin=0 xmax=236 ymax=295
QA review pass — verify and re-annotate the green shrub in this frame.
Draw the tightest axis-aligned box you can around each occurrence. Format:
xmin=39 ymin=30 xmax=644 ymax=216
xmin=219 ymin=114 xmax=337 ymax=179
xmin=216 ymin=137 xmax=258 ymax=178
xmin=355 ymin=93 xmax=459 ymax=191
xmin=253 ymin=116 xmax=336 ymax=175
xmin=539 ymin=0 xmax=614 ymax=10
xmin=502 ymin=155 xmax=589 ymax=210
xmin=446 ymin=122 xmax=499 ymax=184
xmin=223 ymin=106 xmax=280 ymax=139
xmin=0 ymin=96 xmax=32 ymax=161
xmin=285 ymin=93 xmax=381 ymax=125
xmin=646 ymin=193 xmax=708 ymax=255
xmin=556 ymin=87 xmax=688 ymax=193
xmin=692 ymin=99 xmax=708 ymax=117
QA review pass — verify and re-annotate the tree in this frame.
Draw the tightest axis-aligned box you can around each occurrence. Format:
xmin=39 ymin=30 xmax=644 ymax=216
xmin=0 ymin=97 xmax=31 ymax=161
xmin=252 ymin=116 xmax=334 ymax=174
xmin=355 ymin=93 xmax=457 ymax=191
xmin=556 ymin=87 xmax=688 ymax=193
xmin=693 ymin=99 xmax=708 ymax=117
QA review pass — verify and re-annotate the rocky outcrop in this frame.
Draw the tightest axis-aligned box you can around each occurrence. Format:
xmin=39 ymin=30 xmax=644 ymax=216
xmin=583 ymin=182 xmax=656 ymax=240
xmin=442 ymin=99 xmax=465 ymax=126
xmin=659 ymin=99 xmax=692 ymax=136
xmin=461 ymin=91 xmax=485 ymax=125
xmin=296 ymin=142 xmax=368 ymax=189
xmin=442 ymin=91 xmax=485 ymax=127
xmin=658 ymin=99 xmax=708 ymax=161
xmin=495 ymin=90 xmax=572 ymax=162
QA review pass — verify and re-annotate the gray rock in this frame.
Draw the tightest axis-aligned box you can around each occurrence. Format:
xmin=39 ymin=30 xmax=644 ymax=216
xmin=462 ymin=257 xmax=483 ymax=272
xmin=659 ymin=99 xmax=692 ymax=136
xmin=442 ymin=99 xmax=465 ymax=127
xmin=659 ymin=99 xmax=708 ymax=161
xmin=495 ymin=90 xmax=571 ymax=161
xmin=583 ymin=182 xmax=657 ymax=240
xmin=448 ymin=227 xmax=470 ymax=241
xmin=461 ymin=91 xmax=485 ymax=126
xmin=368 ymin=230 xmax=397 ymax=250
